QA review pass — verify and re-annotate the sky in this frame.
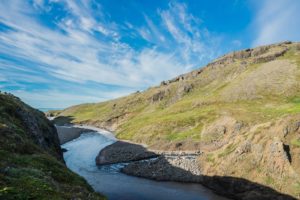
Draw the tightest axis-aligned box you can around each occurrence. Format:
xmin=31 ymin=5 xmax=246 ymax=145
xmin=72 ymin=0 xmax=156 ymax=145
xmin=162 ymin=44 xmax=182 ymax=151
xmin=0 ymin=0 xmax=300 ymax=109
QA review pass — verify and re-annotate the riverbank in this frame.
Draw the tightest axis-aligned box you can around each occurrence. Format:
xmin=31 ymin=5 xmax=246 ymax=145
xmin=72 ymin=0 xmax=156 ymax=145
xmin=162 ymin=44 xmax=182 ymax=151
xmin=98 ymin=139 xmax=296 ymax=200
xmin=56 ymin=124 xmax=296 ymax=200
xmin=96 ymin=140 xmax=202 ymax=182
xmin=56 ymin=126 xmax=96 ymax=144
xmin=59 ymin=126 xmax=229 ymax=200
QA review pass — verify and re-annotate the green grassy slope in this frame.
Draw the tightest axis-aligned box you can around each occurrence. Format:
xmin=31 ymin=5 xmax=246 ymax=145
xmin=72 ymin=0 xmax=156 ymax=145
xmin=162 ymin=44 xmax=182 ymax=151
xmin=0 ymin=93 xmax=105 ymax=200
xmin=56 ymin=42 xmax=300 ymax=148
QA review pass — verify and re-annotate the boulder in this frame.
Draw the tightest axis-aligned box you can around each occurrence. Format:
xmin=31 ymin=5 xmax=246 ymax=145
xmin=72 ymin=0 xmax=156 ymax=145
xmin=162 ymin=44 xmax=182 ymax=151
xmin=266 ymin=138 xmax=291 ymax=175
xmin=151 ymin=90 xmax=166 ymax=102
xmin=96 ymin=141 xmax=158 ymax=165
xmin=235 ymin=140 xmax=252 ymax=156
xmin=178 ymin=83 xmax=193 ymax=95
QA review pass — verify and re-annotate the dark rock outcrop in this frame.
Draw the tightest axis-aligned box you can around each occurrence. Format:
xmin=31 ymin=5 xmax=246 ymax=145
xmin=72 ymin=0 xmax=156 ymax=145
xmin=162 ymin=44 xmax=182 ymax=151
xmin=253 ymin=48 xmax=288 ymax=63
xmin=96 ymin=141 xmax=158 ymax=165
xmin=0 ymin=93 xmax=62 ymax=160
xmin=251 ymin=46 xmax=269 ymax=56
xmin=178 ymin=83 xmax=193 ymax=94
xmin=0 ymin=92 xmax=105 ymax=199
xmin=17 ymin=108 xmax=62 ymax=160
xmin=151 ymin=89 xmax=169 ymax=102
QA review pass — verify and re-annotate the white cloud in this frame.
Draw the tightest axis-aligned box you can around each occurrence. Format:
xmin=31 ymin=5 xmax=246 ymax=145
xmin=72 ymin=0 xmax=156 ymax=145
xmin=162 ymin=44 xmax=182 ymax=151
xmin=0 ymin=1 xmax=222 ymax=107
xmin=144 ymin=15 xmax=166 ymax=43
xmin=252 ymin=0 xmax=300 ymax=46
xmin=158 ymin=2 xmax=220 ymax=69
xmin=0 ymin=1 xmax=189 ymax=87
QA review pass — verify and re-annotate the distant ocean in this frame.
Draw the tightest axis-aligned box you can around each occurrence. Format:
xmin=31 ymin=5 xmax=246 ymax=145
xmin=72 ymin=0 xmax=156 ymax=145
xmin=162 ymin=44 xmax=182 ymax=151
xmin=38 ymin=108 xmax=63 ymax=112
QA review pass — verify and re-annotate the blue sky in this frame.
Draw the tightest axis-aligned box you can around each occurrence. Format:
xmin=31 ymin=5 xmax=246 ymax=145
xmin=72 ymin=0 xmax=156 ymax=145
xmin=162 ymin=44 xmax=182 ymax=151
xmin=0 ymin=0 xmax=300 ymax=108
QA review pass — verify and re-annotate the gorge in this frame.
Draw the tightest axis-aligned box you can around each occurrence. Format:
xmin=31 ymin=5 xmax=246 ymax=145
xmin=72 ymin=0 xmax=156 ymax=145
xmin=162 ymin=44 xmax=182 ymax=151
xmin=51 ymin=41 xmax=300 ymax=199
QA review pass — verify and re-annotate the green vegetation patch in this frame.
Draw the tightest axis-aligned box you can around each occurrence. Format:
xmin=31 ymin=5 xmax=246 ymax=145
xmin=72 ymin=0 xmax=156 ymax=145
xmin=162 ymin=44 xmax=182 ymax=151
xmin=206 ymin=153 xmax=215 ymax=163
xmin=291 ymin=138 xmax=300 ymax=148
xmin=265 ymin=176 xmax=275 ymax=186
xmin=0 ymin=151 xmax=104 ymax=200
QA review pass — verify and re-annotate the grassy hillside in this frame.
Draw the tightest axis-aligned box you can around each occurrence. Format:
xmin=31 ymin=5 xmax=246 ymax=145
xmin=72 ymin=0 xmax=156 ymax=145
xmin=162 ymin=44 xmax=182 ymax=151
xmin=0 ymin=92 xmax=105 ymax=200
xmin=55 ymin=41 xmax=300 ymax=148
xmin=54 ymin=41 xmax=300 ymax=198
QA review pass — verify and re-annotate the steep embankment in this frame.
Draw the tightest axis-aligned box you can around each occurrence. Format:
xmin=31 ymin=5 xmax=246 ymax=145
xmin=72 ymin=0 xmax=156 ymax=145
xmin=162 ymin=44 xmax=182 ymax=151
xmin=0 ymin=93 xmax=105 ymax=199
xmin=54 ymin=41 xmax=300 ymax=198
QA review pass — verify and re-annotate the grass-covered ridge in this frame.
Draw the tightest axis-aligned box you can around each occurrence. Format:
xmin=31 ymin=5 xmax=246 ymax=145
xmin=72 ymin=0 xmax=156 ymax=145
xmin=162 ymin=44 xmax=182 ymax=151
xmin=54 ymin=42 xmax=300 ymax=149
xmin=0 ymin=92 xmax=105 ymax=200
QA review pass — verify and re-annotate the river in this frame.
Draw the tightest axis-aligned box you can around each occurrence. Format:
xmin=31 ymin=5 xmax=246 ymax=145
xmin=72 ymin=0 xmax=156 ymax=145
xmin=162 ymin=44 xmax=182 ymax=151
xmin=61 ymin=128 xmax=228 ymax=200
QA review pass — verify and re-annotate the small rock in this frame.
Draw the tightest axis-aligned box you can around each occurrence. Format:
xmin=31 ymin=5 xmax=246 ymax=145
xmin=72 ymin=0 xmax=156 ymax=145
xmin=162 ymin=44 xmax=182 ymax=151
xmin=234 ymin=121 xmax=244 ymax=133
xmin=236 ymin=140 xmax=252 ymax=155
xmin=216 ymin=126 xmax=226 ymax=135
xmin=178 ymin=83 xmax=193 ymax=94
xmin=294 ymin=121 xmax=300 ymax=132
xmin=283 ymin=127 xmax=289 ymax=137
xmin=175 ymin=142 xmax=183 ymax=148
xmin=151 ymin=90 xmax=166 ymax=102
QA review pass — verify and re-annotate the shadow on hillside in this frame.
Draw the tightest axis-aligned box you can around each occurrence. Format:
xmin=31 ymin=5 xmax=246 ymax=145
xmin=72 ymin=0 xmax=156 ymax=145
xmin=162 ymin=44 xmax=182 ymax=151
xmin=52 ymin=116 xmax=75 ymax=126
xmin=111 ymin=143 xmax=297 ymax=200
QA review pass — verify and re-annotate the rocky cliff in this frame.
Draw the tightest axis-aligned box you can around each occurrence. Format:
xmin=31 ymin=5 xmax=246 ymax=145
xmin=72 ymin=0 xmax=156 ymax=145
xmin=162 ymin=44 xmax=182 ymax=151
xmin=0 ymin=92 xmax=105 ymax=199
xmin=54 ymin=41 xmax=300 ymax=198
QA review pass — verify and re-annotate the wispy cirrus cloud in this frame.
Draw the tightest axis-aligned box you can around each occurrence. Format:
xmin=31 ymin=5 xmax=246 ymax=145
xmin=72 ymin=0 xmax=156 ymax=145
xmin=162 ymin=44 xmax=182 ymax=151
xmin=0 ymin=0 xmax=223 ymax=108
xmin=251 ymin=0 xmax=300 ymax=46
xmin=136 ymin=2 xmax=222 ymax=70
xmin=159 ymin=2 xmax=220 ymax=69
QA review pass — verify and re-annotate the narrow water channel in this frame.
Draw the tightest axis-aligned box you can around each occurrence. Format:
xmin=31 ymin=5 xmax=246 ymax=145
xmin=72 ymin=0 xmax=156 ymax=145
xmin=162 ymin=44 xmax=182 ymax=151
xmin=61 ymin=128 xmax=228 ymax=200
